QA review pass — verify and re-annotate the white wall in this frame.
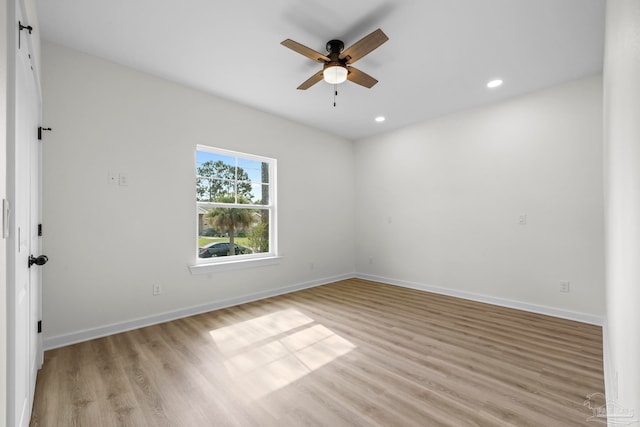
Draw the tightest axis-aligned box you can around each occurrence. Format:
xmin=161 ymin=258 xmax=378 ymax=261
xmin=355 ymin=76 xmax=605 ymax=319
xmin=603 ymin=0 xmax=640 ymax=418
xmin=40 ymin=42 xmax=355 ymax=343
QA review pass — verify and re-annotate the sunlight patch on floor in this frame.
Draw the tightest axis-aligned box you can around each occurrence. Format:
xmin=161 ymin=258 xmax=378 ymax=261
xmin=209 ymin=310 xmax=356 ymax=400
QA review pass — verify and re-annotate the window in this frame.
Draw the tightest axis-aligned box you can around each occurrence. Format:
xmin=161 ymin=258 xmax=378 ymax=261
xmin=195 ymin=145 xmax=276 ymax=266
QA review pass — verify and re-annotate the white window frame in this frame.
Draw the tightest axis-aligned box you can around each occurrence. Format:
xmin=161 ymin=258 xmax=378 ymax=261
xmin=189 ymin=145 xmax=279 ymax=274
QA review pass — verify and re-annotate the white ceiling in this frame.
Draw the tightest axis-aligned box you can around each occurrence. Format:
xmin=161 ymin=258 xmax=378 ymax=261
xmin=35 ymin=0 xmax=605 ymax=141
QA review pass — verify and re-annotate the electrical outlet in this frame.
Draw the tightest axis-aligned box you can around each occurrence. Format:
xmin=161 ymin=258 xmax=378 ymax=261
xmin=153 ymin=284 xmax=162 ymax=296
xmin=310 ymin=262 xmax=315 ymax=270
xmin=559 ymin=280 xmax=570 ymax=293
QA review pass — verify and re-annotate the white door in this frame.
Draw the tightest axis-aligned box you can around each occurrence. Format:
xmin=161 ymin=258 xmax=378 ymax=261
xmin=11 ymin=7 xmax=44 ymax=427
xmin=29 ymin=82 xmax=44 ymax=381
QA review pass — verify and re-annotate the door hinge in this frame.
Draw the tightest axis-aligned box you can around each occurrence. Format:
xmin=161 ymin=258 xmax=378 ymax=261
xmin=38 ymin=127 xmax=52 ymax=140
xmin=37 ymin=320 xmax=42 ymax=334
xmin=18 ymin=21 xmax=33 ymax=49
xmin=38 ymin=223 xmax=42 ymax=236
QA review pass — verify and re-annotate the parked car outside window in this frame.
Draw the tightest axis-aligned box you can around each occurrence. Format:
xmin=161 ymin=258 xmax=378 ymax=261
xmin=198 ymin=242 xmax=252 ymax=258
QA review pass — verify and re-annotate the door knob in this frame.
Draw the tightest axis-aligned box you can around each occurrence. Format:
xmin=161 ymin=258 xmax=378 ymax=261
xmin=28 ymin=255 xmax=48 ymax=268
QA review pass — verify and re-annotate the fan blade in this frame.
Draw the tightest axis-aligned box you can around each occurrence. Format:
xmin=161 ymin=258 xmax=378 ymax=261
xmin=281 ymin=39 xmax=330 ymax=63
xmin=339 ymin=28 xmax=388 ymax=64
xmin=347 ymin=66 xmax=378 ymax=88
xmin=297 ymin=70 xmax=325 ymax=90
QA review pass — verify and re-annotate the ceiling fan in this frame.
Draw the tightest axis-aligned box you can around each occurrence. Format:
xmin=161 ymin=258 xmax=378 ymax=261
xmin=281 ymin=28 xmax=389 ymax=90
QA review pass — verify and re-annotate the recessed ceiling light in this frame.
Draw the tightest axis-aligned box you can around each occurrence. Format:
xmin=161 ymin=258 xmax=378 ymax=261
xmin=375 ymin=116 xmax=386 ymax=123
xmin=487 ymin=79 xmax=503 ymax=88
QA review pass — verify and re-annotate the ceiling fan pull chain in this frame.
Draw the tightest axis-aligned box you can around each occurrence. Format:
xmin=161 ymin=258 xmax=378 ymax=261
xmin=334 ymin=84 xmax=338 ymax=107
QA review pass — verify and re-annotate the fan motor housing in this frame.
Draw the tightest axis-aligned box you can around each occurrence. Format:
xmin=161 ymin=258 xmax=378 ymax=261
xmin=325 ymin=40 xmax=346 ymax=69
xmin=326 ymin=40 xmax=344 ymax=54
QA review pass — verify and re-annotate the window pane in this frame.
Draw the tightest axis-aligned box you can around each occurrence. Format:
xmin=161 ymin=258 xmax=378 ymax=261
xmin=196 ymin=177 xmax=211 ymax=202
xmin=235 ymin=179 xmax=252 ymax=203
xmin=237 ymin=158 xmax=269 ymax=184
xmin=211 ymin=179 xmax=236 ymax=202
xmin=197 ymin=151 xmax=235 ymax=170
xmin=248 ymin=209 xmax=270 ymax=254
xmin=198 ymin=207 xmax=254 ymax=258
xmin=197 ymin=206 xmax=269 ymax=257
xmin=196 ymin=151 xmax=237 ymax=201
xmin=249 ymin=183 xmax=269 ymax=205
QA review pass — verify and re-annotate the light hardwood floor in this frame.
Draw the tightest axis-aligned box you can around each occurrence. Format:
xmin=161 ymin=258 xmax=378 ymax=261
xmin=30 ymin=278 xmax=606 ymax=426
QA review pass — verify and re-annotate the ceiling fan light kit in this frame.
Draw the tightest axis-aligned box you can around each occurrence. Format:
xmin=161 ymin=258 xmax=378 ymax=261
xmin=281 ymin=28 xmax=389 ymax=91
xmin=323 ymin=65 xmax=348 ymax=84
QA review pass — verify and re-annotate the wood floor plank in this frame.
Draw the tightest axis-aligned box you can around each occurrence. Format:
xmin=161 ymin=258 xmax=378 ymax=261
xmin=31 ymin=279 xmax=605 ymax=426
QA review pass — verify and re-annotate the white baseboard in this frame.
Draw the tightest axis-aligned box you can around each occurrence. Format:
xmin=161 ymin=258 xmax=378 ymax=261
xmin=355 ymin=273 xmax=605 ymax=326
xmin=44 ymin=271 xmax=605 ymax=350
xmin=43 ymin=273 xmax=354 ymax=350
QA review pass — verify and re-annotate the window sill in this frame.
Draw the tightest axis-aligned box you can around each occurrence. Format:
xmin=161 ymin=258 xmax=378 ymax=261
xmin=189 ymin=256 xmax=282 ymax=275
